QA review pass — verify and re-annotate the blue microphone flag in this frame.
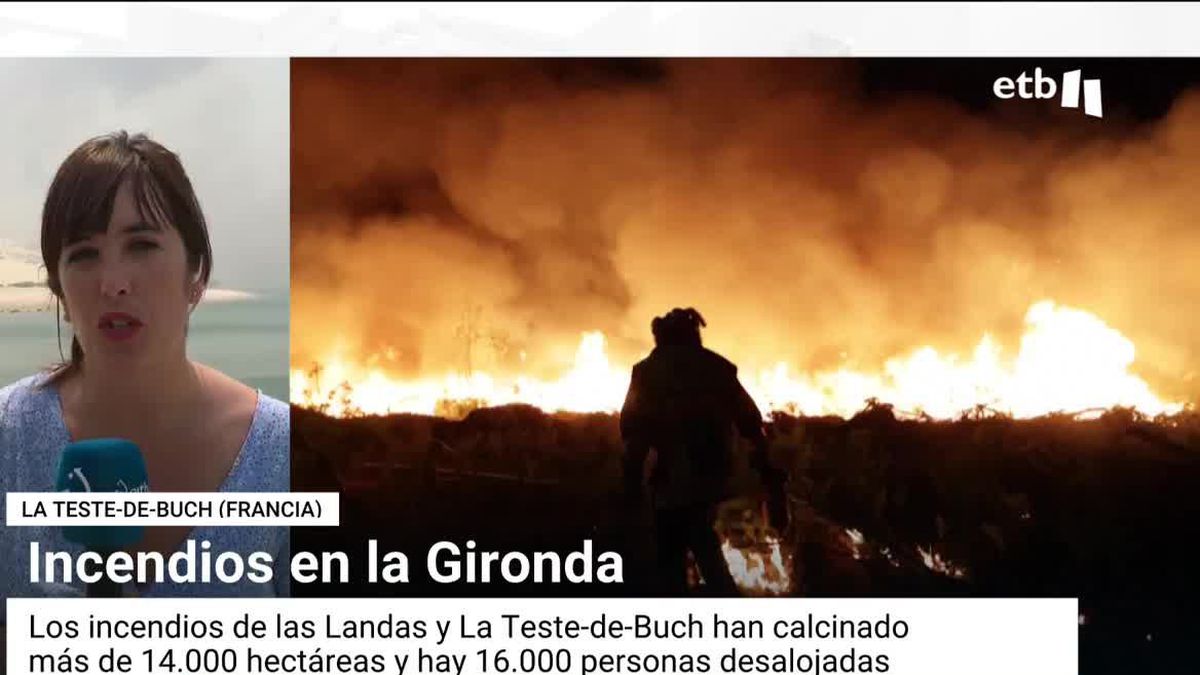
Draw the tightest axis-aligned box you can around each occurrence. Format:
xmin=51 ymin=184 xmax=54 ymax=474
xmin=54 ymin=438 xmax=149 ymax=550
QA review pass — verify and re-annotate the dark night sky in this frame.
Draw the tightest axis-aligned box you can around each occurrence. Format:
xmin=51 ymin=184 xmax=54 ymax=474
xmin=861 ymin=58 xmax=1200 ymax=122
xmin=525 ymin=57 xmax=1200 ymax=124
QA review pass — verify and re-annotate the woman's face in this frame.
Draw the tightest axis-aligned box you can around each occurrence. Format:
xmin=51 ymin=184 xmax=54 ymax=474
xmin=58 ymin=179 xmax=197 ymax=369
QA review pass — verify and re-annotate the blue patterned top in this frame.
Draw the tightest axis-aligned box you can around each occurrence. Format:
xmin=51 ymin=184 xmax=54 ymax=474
xmin=0 ymin=372 xmax=290 ymax=621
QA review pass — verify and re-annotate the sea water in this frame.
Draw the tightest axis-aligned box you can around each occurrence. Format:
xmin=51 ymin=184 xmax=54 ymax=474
xmin=0 ymin=292 xmax=288 ymax=401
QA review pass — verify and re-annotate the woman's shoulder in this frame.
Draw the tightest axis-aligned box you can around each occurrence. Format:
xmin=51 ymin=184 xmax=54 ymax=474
xmin=252 ymin=391 xmax=290 ymax=446
xmin=196 ymin=363 xmax=287 ymax=445
xmin=193 ymin=363 xmax=290 ymax=492
xmin=0 ymin=372 xmax=64 ymax=492
xmin=0 ymin=371 xmax=56 ymax=425
xmin=230 ymin=391 xmax=290 ymax=492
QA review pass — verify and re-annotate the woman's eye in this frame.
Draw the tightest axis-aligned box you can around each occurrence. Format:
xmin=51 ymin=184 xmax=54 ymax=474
xmin=130 ymin=239 xmax=160 ymax=252
xmin=65 ymin=248 xmax=98 ymax=263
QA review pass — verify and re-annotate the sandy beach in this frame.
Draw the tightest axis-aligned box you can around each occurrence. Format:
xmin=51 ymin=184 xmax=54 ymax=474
xmin=0 ymin=242 xmax=48 ymax=311
xmin=203 ymin=288 xmax=259 ymax=303
xmin=0 ymin=287 xmax=52 ymax=313
xmin=0 ymin=286 xmax=258 ymax=313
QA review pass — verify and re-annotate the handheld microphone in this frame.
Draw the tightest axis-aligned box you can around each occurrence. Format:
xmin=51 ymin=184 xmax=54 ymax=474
xmin=54 ymin=438 xmax=149 ymax=597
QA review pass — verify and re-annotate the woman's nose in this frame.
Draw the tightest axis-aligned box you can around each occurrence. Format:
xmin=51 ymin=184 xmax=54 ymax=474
xmin=99 ymin=261 xmax=132 ymax=298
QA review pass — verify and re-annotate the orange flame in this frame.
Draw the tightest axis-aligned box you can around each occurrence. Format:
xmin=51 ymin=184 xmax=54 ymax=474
xmin=845 ymin=528 xmax=867 ymax=560
xmin=292 ymin=301 xmax=1184 ymax=420
xmin=720 ymin=536 xmax=792 ymax=595
xmin=917 ymin=545 xmax=968 ymax=579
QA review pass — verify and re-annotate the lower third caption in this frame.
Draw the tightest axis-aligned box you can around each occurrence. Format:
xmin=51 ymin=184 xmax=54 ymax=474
xmin=24 ymin=610 xmax=903 ymax=674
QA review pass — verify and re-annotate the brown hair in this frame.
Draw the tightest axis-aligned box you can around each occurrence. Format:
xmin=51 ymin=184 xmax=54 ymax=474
xmin=41 ymin=131 xmax=213 ymax=383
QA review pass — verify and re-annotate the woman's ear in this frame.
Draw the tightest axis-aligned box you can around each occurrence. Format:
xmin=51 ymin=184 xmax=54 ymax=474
xmin=188 ymin=282 xmax=205 ymax=310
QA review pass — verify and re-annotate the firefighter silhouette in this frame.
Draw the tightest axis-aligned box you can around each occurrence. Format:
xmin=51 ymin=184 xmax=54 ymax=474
xmin=620 ymin=307 xmax=786 ymax=594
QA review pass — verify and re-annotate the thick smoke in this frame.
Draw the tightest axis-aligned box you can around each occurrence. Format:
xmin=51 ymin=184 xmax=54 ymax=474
xmin=292 ymin=59 xmax=1200 ymax=401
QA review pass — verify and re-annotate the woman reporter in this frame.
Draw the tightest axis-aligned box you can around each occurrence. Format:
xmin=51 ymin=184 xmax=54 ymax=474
xmin=0 ymin=132 xmax=289 ymax=605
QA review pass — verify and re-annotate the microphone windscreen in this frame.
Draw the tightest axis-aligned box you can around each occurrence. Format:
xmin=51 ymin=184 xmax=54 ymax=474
xmin=54 ymin=438 xmax=149 ymax=550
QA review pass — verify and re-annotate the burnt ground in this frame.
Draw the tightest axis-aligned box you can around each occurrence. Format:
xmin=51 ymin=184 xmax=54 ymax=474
xmin=291 ymin=402 xmax=1200 ymax=673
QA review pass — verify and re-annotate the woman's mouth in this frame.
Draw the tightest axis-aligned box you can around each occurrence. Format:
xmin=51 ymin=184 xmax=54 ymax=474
xmin=98 ymin=312 xmax=144 ymax=342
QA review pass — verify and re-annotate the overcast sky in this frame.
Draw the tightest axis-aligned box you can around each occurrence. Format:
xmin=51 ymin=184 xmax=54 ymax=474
xmin=0 ymin=58 xmax=288 ymax=291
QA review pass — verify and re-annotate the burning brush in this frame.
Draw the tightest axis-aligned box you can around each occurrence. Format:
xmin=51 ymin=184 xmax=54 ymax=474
xmin=706 ymin=496 xmax=794 ymax=596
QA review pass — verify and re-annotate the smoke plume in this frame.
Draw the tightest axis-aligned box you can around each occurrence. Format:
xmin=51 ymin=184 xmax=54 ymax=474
xmin=292 ymin=59 xmax=1200 ymax=401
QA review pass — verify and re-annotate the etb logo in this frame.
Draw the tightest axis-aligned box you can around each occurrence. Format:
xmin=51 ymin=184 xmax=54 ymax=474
xmin=993 ymin=68 xmax=1103 ymax=118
